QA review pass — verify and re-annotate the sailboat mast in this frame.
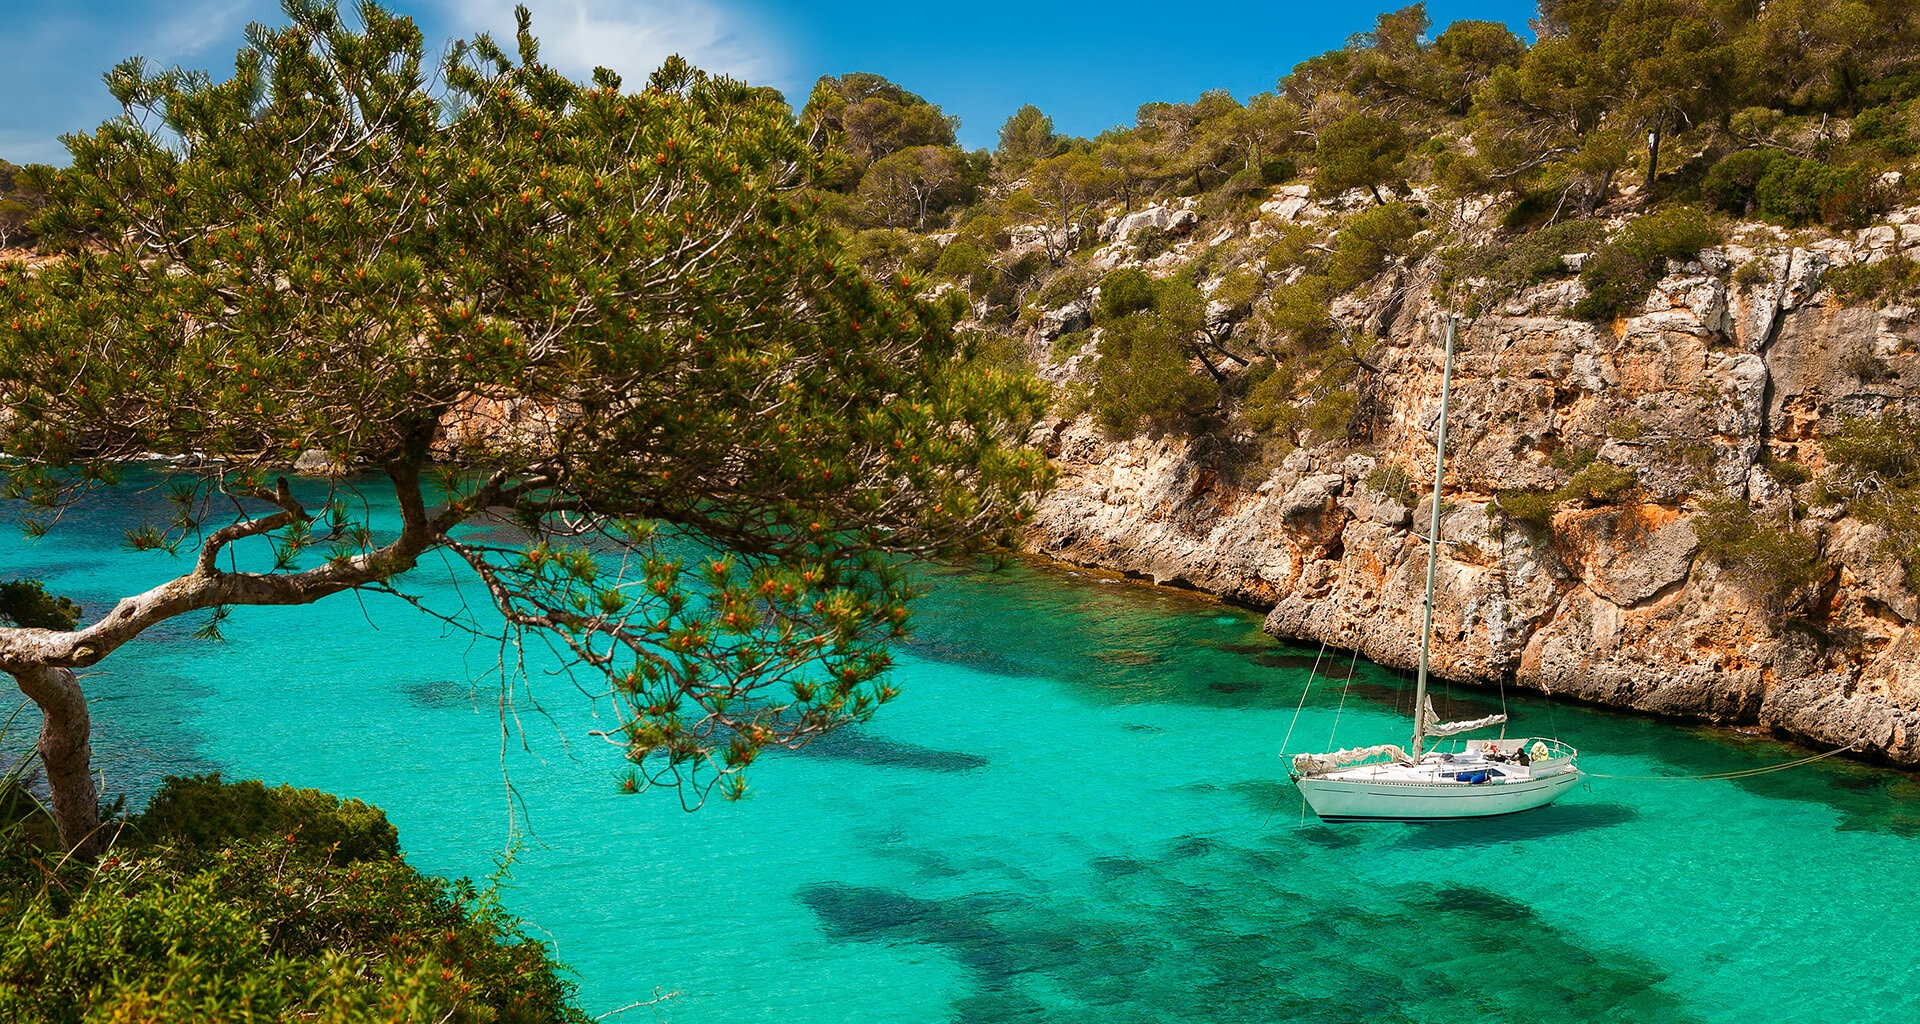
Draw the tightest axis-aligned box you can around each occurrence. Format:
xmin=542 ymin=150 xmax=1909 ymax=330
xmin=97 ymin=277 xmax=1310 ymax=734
xmin=1412 ymin=314 xmax=1458 ymax=758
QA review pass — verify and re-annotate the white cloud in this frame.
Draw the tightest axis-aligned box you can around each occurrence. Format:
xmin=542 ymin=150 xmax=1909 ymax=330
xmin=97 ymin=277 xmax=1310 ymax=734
xmin=145 ymin=0 xmax=267 ymax=63
xmin=434 ymin=0 xmax=787 ymax=90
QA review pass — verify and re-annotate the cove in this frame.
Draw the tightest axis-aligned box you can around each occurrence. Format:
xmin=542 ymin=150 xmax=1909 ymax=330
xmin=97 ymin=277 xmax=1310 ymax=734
xmin=3 ymin=479 xmax=1919 ymax=1022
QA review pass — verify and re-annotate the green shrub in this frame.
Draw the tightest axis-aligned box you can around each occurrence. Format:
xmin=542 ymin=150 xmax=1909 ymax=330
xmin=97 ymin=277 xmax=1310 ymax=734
xmin=1499 ymin=187 xmax=1562 ymax=232
xmin=132 ymin=773 xmax=398 ymax=863
xmin=1753 ymin=157 xmax=1890 ymax=228
xmin=1851 ymin=104 xmax=1917 ymax=157
xmin=1443 ymin=219 xmax=1607 ymax=307
xmin=1820 ymin=411 xmax=1920 ymax=587
xmin=1702 ymin=148 xmax=1787 ymax=216
xmin=1492 ymin=455 xmax=1637 ymax=532
xmin=1366 ymin=464 xmax=1419 ymax=508
xmin=1550 ymin=445 xmax=1598 ymax=473
xmin=1574 ymin=206 xmax=1721 ymax=321
xmin=1694 ymin=494 xmax=1825 ymax=614
xmin=1089 ymin=312 xmax=1218 ymax=434
xmin=1824 ymin=254 xmax=1920 ymax=304
xmin=1327 ymin=202 xmax=1422 ymax=292
xmin=1209 ymin=267 xmax=1265 ymax=319
xmin=1561 ymin=461 xmax=1639 ymax=504
xmin=1096 ymin=267 xmax=1158 ymax=320
xmin=1732 ymin=258 xmax=1771 ymax=289
xmin=0 ymin=775 xmax=588 ymax=1023
xmin=934 ymin=240 xmax=987 ymax=281
xmin=1237 ymin=360 xmax=1301 ymax=438
xmin=1262 ymin=275 xmax=1338 ymax=354
xmin=1496 ymin=488 xmax=1560 ymax=531
xmin=1036 ymin=264 xmax=1095 ymax=309
xmin=1763 ymin=456 xmax=1813 ymax=487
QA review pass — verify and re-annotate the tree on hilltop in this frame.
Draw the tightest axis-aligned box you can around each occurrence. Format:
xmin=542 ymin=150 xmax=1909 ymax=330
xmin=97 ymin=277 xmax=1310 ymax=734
xmin=0 ymin=1 xmax=1050 ymax=857
xmin=994 ymin=104 xmax=1060 ymax=178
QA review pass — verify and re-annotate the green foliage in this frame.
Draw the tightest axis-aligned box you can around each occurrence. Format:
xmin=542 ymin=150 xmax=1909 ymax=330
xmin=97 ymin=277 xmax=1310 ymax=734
xmin=800 ymin=72 xmax=959 ymax=190
xmin=1561 ymin=461 xmax=1639 ymax=504
xmin=995 ymin=104 xmax=1060 ymax=177
xmin=1088 ymin=311 xmax=1218 ymax=434
xmin=933 ymin=239 xmax=988 ymax=282
xmin=0 ymin=775 xmax=587 ymax=1022
xmin=1311 ymin=112 xmax=1410 ymax=202
xmin=1365 ymin=463 xmax=1418 ymax=508
xmin=1095 ymin=267 xmax=1158 ymax=321
xmin=1010 ymin=151 xmax=1119 ymax=260
xmin=1493 ymin=452 xmax=1638 ymax=532
xmin=0 ymin=580 xmax=80 ymax=630
xmin=1820 ymin=412 xmax=1920 ymax=587
xmin=1732 ymin=258 xmax=1771 ymax=289
xmin=1763 ymin=455 xmax=1814 ymax=488
xmin=1237 ymin=360 xmax=1300 ymax=438
xmin=1852 ymin=103 xmax=1918 ymax=157
xmin=841 ymin=227 xmax=941 ymax=277
xmin=1035 ymin=264 xmax=1095 ymax=309
xmin=1824 ymin=254 xmax=1920 ymax=305
xmin=130 ymin=773 xmax=399 ymax=862
xmin=1495 ymin=488 xmax=1560 ymax=531
xmin=1550 ymin=446 xmax=1598 ymax=473
xmin=1753 ymin=157 xmax=1890 ymax=228
xmin=1574 ymin=207 xmax=1721 ymax=321
xmin=855 ymin=145 xmax=980 ymax=230
xmin=1694 ymin=495 xmax=1825 ymax=613
xmin=1261 ymin=276 xmax=1339 ymax=355
xmin=1447 ymin=220 xmax=1606 ymax=306
xmin=0 ymin=2 xmax=1055 ymax=847
xmin=1326 ymin=202 xmax=1422 ymax=291
xmin=1701 ymin=148 xmax=1786 ymax=216
xmin=0 ymin=159 xmax=50 ymax=249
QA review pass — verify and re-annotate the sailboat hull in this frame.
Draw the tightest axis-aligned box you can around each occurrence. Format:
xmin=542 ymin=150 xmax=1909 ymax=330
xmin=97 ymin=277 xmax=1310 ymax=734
xmin=1297 ymin=760 xmax=1579 ymax=822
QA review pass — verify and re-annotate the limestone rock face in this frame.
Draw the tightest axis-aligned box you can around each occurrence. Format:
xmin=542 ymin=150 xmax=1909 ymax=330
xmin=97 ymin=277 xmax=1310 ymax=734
xmin=432 ymin=392 xmax=570 ymax=459
xmin=1023 ymin=206 xmax=1920 ymax=764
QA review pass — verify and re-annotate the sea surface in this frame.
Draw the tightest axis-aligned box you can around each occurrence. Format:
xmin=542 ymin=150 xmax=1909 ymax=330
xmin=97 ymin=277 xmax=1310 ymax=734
xmin=5 ymin=475 xmax=1920 ymax=1022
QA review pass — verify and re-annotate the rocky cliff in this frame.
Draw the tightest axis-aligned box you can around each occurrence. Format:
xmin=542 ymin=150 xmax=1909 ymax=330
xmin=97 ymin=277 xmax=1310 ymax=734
xmin=1017 ymin=189 xmax=1920 ymax=764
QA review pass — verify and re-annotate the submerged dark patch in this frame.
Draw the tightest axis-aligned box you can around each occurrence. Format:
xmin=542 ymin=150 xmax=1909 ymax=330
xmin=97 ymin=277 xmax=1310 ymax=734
xmin=802 ymin=730 xmax=988 ymax=773
xmin=401 ymin=679 xmax=476 ymax=709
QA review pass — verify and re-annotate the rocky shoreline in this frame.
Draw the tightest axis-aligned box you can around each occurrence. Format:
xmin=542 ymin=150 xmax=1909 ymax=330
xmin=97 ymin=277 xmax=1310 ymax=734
xmin=1017 ymin=204 xmax=1920 ymax=766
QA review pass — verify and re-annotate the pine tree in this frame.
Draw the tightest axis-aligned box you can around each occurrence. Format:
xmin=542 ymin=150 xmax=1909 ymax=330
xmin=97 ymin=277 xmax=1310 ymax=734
xmin=0 ymin=1 xmax=1050 ymax=856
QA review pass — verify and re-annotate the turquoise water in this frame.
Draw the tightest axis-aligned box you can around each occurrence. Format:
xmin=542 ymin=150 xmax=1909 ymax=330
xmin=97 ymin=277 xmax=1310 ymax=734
xmin=6 ymin=477 xmax=1920 ymax=1021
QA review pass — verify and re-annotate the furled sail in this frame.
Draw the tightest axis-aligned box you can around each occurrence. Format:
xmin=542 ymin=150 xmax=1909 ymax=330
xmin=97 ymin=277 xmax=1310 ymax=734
xmin=1291 ymin=744 xmax=1410 ymax=776
xmin=1422 ymin=697 xmax=1506 ymax=738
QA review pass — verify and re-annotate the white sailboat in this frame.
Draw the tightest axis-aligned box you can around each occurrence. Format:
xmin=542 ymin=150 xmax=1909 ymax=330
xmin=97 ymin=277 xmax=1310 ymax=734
xmin=1290 ymin=315 xmax=1580 ymax=822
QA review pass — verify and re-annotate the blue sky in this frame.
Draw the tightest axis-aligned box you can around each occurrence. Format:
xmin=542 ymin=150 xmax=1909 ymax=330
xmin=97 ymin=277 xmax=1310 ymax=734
xmin=1 ymin=0 xmax=1538 ymax=166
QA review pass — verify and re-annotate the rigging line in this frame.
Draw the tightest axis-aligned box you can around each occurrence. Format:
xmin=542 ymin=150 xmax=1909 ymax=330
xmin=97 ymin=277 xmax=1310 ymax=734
xmin=1264 ymin=639 xmax=1330 ymax=831
xmin=1582 ymin=743 xmax=1861 ymax=782
xmin=1326 ymin=646 xmax=1362 ymax=751
xmin=1277 ymin=638 xmax=1328 ymax=757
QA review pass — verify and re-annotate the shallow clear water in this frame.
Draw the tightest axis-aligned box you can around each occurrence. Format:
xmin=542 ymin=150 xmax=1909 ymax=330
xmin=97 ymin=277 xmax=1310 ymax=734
xmin=6 ymin=476 xmax=1920 ymax=1022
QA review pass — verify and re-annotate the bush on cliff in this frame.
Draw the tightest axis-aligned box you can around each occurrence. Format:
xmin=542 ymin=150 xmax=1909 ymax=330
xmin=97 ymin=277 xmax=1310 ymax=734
xmin=0 ymin=774 xmax=587 ymax=1023
xmin=1824 ymin=255 xmax=1920 ymax=305
xmin=1820 ymin=412 xmax=1920 ymax=587
xmin=1573 ymin=206 xmax=1721 ymax=321
xmin=1694 ymin=495 xmax=1826 ymax=616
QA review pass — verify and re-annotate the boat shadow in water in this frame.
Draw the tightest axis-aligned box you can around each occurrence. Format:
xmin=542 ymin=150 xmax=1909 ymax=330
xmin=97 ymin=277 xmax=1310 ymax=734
xmin=1392 ymin=800 xmax=1638 ymax=850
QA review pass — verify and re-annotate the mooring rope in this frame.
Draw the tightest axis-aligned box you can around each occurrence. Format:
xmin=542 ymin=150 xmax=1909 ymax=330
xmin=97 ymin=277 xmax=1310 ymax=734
xmin=1581 ymin=743 xmax=1862 ymax=782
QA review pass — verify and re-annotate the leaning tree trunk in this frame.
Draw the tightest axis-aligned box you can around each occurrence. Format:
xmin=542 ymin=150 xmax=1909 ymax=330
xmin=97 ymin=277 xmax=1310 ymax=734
xmin=12 ymin=665 xmax=103 ymax=859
